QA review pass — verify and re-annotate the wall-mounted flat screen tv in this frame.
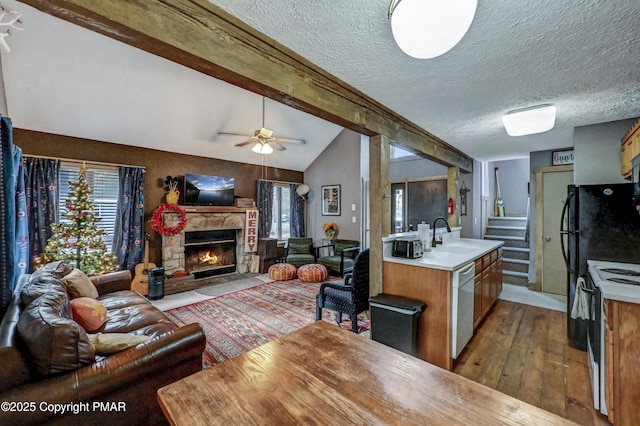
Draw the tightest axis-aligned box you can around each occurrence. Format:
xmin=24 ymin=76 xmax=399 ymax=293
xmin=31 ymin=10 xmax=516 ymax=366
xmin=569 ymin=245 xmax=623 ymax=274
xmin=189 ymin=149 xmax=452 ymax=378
xmin=184 ymin=173 xmax=235 ymax=206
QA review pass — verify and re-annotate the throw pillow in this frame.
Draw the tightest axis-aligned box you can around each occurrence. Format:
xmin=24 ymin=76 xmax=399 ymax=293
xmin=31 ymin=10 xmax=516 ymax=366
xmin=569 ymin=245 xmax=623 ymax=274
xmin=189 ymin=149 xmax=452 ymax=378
xmin=88 ymin=333 xmax=151 ymax=355
xmin=62 ymin=268 xmax=99 ymax=299
xmin=71 ymin=297 xmax=107 ymax=332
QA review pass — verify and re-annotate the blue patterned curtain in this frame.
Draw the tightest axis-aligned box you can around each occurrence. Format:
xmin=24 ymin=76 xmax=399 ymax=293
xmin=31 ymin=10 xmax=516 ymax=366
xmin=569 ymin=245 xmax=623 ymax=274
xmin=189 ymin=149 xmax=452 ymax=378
xmin=1 ymin=116 xmax=27 ymax=313
xmin=25 ymin=157 xmax=60 ymax=271
xmin=257 ymin=179 xmax=274 ymax=238
xmin=113 ymin=166 xmax=146 ymax=271
xmin=289 ymin=183 xmax=305 ymax=237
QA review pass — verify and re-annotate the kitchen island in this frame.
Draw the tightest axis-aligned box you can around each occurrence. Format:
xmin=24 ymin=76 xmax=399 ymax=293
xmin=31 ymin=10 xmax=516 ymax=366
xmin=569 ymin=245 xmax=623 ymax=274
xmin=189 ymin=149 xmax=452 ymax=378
xmin=383 ymin=235 xmax=503 ymax=371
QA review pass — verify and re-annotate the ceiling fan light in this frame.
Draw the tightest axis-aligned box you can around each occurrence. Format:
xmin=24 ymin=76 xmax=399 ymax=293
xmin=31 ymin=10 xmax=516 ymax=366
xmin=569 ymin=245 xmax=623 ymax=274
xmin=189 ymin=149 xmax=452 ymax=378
xmin=502 ymin=105 xmax=557 ymax=137
xmin=252 ymin=142 xmax=273 ymax=155
xmin=390 ymin=0 xmax=477 ymax=59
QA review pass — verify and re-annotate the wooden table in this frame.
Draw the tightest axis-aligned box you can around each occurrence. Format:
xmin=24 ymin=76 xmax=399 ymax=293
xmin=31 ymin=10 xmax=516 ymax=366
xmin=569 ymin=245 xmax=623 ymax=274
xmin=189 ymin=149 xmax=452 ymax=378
xmin=157 ymin=321 xmax=576 ymax=425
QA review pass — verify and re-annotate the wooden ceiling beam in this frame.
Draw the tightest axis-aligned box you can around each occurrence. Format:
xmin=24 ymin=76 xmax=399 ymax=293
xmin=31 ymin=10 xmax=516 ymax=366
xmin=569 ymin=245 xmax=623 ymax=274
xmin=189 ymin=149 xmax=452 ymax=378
xmin=22 ymin=0 xmax=473 ymax=172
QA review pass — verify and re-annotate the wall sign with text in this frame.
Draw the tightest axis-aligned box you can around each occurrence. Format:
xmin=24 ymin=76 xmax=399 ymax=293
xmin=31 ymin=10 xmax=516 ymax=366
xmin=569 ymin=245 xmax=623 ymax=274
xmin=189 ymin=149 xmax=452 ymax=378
xmin=244 ymin=209 xmax=259 ymax=252
xmin=552 ymin=149 xmax=574 ymax=166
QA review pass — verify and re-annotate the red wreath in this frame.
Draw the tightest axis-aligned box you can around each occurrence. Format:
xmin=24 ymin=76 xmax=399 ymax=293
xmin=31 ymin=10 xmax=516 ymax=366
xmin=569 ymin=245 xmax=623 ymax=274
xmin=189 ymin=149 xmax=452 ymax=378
xmin=150 ymin=203 xmax=187 ymax=236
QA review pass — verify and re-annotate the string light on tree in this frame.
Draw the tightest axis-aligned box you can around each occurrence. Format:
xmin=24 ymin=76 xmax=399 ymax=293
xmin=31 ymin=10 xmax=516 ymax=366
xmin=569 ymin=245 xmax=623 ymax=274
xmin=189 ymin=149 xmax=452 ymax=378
xmin=36 ymin=163 xmax=117 ymax=275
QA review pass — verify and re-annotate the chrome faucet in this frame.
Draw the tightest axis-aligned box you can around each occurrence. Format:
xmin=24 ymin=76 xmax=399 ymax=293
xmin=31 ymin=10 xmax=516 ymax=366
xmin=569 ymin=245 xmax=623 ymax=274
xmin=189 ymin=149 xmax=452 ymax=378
xmin=431 ymin=216 xmax=452 ymax=247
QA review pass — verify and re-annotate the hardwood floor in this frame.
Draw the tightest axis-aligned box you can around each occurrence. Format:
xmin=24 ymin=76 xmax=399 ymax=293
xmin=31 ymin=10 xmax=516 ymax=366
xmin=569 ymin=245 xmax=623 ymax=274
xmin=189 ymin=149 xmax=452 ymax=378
xmin=453 ymin=299 xmax=611 ymax=426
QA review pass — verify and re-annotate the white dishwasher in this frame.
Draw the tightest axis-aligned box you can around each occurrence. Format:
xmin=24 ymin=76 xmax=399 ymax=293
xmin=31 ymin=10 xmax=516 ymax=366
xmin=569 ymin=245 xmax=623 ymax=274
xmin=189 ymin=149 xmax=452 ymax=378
xmin=451 ymin=261 xmax=475 ymax=359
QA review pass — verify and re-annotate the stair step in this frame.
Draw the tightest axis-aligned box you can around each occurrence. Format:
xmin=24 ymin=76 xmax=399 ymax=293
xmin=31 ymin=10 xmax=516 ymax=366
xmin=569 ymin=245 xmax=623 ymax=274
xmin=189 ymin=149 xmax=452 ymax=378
xmin=503 ymin=258 xmax=529 ymax=265
xmin=489 ymin=216 xmax=527 ymax=220
xmin=486 ymin=225 xmax=527 ymax=231
xmin=503 ymin=270 xmax=528 ymax=278
xmin=484 ymin=235 xmax=525 ymax=241
xmin=503 ymin=247 xmax=530 ymax=253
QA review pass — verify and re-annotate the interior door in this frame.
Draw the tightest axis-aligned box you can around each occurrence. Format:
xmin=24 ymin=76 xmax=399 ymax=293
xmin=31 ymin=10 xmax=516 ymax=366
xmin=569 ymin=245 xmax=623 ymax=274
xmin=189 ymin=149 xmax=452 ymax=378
xmin=542 ymin=170 xmax=573 ymax=295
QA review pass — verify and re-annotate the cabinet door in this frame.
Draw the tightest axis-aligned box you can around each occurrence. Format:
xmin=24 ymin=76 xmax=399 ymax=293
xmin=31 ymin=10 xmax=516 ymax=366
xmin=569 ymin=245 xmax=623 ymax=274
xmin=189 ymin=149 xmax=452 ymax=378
xmin=474 ymin=273 xmax=482 ymax=329
xmin=482 ymin=267 xmax=491 ymax=316
xmin=604 ymin=299 xmax=615 ymax=424
xmin=490 ymin=261 xmax=498 ymax=305
xmin=496 ymin=257 xmax=503 ymax=297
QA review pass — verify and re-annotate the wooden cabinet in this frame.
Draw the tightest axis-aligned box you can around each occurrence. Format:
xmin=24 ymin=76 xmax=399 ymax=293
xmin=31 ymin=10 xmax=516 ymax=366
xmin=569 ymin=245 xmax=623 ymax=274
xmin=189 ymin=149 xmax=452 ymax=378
xmin=475 ymin=248 xmax=503 ymax=329
xmin=603 ymin=298 xmax=640 ymax=425
xmin=620 ymin=118 xmax=640 ymax=179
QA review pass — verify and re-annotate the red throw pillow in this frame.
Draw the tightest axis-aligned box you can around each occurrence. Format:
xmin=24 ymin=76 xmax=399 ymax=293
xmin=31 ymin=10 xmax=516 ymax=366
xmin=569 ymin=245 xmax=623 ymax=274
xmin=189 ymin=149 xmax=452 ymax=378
xmin=70 ymin=297 xmax=107 ymax=332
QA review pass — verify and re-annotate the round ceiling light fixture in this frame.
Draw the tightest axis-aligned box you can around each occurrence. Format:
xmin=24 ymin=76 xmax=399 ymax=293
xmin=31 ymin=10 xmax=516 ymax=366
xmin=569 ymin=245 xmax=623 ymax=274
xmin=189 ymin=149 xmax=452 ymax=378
xmin=296 ymin=184 xmax=310 ymax=200
xmin=389 ymin=0 xmax=477 ymax=59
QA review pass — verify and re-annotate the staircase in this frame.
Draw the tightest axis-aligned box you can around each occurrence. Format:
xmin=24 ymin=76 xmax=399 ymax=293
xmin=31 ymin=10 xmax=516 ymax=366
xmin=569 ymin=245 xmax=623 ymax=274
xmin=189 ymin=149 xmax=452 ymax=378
xmin=484 ymin=216 xmax=529 ymax=286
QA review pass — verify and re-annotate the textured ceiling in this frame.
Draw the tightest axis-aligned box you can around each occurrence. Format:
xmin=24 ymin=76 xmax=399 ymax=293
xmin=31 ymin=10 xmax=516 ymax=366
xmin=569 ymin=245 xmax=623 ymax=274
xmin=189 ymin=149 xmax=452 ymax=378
xmin=1 ymin=0 xmax=639 ymax=170
xmin=211 ymin=0 xmax=640 ymax=161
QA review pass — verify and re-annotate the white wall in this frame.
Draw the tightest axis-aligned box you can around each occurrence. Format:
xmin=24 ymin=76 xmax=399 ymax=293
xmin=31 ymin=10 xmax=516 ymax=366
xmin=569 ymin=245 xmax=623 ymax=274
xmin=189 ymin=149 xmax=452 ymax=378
xmin=305 ymin=128 xmax=362 ymax=245
xmin=574 ymin=119 xmax=636 ymax=185
xmin=487 ymin=158 xmax=530 ymax=217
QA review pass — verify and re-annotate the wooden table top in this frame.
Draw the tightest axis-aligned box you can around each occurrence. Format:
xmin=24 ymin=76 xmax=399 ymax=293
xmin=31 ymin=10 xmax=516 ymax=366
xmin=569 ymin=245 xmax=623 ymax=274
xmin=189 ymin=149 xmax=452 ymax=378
xmin=157 ymin=321 xmax=576 ymax=425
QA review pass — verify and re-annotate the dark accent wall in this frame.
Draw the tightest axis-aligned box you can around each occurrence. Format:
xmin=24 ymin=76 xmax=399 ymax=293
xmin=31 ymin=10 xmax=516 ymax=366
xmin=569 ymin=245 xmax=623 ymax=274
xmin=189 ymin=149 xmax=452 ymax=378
xmin=15 ymin=129 xmax=302 ymax=266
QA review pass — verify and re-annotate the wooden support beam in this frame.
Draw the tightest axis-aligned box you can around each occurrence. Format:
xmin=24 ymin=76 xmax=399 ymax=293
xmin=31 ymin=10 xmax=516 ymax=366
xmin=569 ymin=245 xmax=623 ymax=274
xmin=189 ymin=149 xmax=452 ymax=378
xmin=22 ymin=0 xmax=473 ymax=172
xmin=447 ymin=166 xmax=460 ymax=227
xmin=369 ymin=134 xmax=390 ymax=296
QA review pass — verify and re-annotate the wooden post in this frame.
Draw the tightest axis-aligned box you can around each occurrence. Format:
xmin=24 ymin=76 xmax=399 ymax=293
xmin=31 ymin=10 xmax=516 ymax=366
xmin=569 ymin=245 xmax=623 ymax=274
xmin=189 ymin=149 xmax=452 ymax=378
xmin=447 ymin=166 xmax=459 ymax=228
xmin=369 ymin=134 xmax=390 ymax=297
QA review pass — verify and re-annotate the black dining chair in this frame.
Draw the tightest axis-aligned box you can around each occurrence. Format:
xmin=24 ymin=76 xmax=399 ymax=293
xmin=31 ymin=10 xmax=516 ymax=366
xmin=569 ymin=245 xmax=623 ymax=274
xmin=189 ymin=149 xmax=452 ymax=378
xmin=315 ymin=249 xmax=369 ymax=333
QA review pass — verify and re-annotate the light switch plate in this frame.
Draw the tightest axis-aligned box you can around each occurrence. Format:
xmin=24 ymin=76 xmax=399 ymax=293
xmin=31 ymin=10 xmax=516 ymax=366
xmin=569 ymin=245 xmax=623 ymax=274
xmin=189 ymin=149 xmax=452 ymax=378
xmin=351 ymin=203 xmax=357 ymax=212
xmin=352 ymin=216 xmax=357 ymax=223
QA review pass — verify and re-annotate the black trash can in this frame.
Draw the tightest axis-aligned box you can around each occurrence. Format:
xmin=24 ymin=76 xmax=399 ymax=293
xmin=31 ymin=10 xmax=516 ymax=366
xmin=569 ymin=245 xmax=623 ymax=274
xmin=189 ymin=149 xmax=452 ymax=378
xmin=369 ymin=294 xmax=427 ymax=357
xmin=147 ymin=267 xmax=165 ymax=300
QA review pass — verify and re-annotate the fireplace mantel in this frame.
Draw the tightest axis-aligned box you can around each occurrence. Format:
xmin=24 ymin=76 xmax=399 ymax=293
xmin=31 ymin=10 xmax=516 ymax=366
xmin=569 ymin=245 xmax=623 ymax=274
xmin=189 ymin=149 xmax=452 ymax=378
xmin=181 ymin=205 xmax=251 ymax=214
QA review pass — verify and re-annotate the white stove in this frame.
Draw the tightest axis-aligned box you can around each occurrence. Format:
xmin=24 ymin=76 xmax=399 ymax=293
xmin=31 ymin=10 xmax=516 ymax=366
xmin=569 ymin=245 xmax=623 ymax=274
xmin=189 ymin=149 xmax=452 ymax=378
xmin=585 ymin=260 xmax=640 ymax=417
xmin=588 ymin=260 xmax=640 ymax=304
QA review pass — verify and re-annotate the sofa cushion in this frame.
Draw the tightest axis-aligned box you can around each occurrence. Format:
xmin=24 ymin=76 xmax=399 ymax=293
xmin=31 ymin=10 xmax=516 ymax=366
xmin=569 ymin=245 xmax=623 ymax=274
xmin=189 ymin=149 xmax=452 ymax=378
xmin=17 ymin=287 xmax=95 ymax=375
xmin=20 ymin=263 xmax=72 ymax=306
xmin=71 ymin=297 xmax=107 ymax=332
xmin=288 ymin=241 xmax=312 ymax=254
xmin=63 ymin=268 xmax=99 ymax=299
xmin=99 ymin=291 xmax=177 ymax=338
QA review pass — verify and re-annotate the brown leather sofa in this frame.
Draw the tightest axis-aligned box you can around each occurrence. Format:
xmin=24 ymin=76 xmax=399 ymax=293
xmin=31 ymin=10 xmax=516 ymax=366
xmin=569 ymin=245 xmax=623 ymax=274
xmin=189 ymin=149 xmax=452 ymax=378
xmin=0 ymin=262 xmax=206 ymax=425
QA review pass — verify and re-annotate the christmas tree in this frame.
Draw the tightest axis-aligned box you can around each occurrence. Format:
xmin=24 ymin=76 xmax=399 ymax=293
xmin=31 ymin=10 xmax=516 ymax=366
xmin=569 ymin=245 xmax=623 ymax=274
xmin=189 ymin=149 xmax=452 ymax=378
xmin=37 ymin=163 xmax=117 ymax=275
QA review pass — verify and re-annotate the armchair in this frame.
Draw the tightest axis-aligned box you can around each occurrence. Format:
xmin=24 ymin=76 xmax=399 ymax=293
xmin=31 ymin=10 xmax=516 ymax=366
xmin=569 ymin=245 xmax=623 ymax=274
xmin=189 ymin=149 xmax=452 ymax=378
xmin=317 ymin=239 xmax=360 ymax=277
xmin=285 ymin=237 xmax=316 ymax=267
xmin=315 ymin=249 xmax=370 ymax=333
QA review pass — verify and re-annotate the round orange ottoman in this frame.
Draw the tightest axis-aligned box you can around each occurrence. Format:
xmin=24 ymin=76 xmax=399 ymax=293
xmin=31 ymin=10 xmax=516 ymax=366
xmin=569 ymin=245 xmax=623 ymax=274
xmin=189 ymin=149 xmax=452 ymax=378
xmin=268 ymin=263 xmax=297 ymax=281
xmin=297 ymin=264 xmax=328 ymax=283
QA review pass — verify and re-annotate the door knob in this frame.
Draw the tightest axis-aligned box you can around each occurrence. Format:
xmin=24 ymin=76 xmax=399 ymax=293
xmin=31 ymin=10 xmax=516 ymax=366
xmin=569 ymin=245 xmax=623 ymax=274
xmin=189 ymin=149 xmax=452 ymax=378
xmin=545 ymin=236 xmax=551 ymax=242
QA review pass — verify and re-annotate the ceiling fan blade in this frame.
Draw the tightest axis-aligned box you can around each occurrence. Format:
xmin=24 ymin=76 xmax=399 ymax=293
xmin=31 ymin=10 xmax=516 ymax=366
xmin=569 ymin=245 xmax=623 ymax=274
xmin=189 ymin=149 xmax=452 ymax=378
xmin=273 ymin=136 xmax=306 ymax=144
xmin=234 ymin=139 xmax=255 ymax=147
xmin=273 ymin=141 xmax=287 ymax=151
xmin=219 ymin=131 xmax=252 ymax=138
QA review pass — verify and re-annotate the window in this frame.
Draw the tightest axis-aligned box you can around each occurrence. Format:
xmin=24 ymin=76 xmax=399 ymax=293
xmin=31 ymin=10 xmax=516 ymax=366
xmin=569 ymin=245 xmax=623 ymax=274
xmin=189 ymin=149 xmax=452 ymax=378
xmin=269 ymin=184 xmax=291 ymax=241
xmin=58 ymin=163 xmax=120 ymax=249
xmin=390 ymin=145 xmax=416 ymax=160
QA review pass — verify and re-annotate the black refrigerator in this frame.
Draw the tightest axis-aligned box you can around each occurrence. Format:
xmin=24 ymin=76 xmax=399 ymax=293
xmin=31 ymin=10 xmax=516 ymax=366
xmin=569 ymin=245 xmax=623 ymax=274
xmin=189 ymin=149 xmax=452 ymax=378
xmin=561 ymin=183 xmax=640 ymax=350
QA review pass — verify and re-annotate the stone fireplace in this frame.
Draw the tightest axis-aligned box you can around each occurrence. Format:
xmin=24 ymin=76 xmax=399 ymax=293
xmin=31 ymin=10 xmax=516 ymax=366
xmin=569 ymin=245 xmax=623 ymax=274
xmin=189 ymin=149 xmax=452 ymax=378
xmin=161 ymin=207 xmax=259 ymax=287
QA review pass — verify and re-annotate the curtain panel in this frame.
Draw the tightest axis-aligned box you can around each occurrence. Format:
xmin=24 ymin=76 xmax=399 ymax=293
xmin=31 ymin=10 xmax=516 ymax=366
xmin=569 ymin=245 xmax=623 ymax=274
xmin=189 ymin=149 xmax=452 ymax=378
xmin=289 ymin=183 xmax=305 ymax=237
xmin=257 ymin=180 xmax=274 ymax=238
xmin=25 ymin=157 xmax=60 ymax=271
xmin=113 ymin=166 xmax=146 ymax=271
xmin=0 ymin=116 xmax=27 ymax=313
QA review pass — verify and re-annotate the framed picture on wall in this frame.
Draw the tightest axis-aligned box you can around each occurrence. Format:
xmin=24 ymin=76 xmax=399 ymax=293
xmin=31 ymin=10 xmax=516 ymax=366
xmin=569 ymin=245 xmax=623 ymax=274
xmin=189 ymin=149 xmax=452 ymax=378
xmin=321 ymin=184 xmax=341 ymax=216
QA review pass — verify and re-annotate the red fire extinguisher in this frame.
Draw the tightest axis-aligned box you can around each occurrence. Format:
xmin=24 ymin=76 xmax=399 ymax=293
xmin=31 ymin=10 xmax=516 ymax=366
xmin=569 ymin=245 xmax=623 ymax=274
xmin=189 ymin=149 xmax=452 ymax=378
xmin=448 ymin=198 xmax=454 ymax=215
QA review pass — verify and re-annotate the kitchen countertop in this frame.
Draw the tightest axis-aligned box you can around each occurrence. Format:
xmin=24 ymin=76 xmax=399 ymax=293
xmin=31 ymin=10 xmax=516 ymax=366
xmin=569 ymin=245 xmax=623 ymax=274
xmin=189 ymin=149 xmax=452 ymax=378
xmin=383 ymin=237 xmax=503 ymax=271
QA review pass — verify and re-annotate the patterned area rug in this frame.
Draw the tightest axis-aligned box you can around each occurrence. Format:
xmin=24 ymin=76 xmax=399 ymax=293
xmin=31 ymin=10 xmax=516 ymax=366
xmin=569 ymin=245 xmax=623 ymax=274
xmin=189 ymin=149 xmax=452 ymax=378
xmin=164 ymin=279 xmax=369 ymax=368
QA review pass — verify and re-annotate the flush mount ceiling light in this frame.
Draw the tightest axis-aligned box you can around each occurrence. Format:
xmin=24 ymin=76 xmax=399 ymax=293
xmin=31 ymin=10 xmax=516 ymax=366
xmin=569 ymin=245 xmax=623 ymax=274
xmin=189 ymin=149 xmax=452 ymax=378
xmin=502 ymin=105 xmax=557 ymax=137
xmin=388 ymin=0 xmax=477 ymax=59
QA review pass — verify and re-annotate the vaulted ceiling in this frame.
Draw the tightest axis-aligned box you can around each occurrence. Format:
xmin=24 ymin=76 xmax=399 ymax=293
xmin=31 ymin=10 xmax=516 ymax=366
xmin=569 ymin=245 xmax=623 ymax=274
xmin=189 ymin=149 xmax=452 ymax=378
xmin=1 ymin=0 xmax=639 ymax=171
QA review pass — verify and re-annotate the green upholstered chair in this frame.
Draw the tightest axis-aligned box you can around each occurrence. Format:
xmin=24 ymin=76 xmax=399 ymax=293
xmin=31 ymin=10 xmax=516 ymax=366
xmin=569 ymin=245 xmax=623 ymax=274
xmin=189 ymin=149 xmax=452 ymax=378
xmin=317 ymin=239 xmax=360 ymax=277
xmin=285 ymin=237 xmax=316 ymax=268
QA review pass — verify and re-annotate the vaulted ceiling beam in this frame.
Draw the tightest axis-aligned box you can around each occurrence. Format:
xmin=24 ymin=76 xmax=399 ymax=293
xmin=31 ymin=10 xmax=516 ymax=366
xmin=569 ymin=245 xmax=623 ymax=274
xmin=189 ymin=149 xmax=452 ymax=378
xmin=22 ymin=0 xmax=473 ymax=172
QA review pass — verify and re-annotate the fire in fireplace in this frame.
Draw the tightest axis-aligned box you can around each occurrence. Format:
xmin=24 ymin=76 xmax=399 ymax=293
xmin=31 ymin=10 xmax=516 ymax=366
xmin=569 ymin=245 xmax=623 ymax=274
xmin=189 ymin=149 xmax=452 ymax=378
xmin=184 ymin=229 xmax=237 ymax=278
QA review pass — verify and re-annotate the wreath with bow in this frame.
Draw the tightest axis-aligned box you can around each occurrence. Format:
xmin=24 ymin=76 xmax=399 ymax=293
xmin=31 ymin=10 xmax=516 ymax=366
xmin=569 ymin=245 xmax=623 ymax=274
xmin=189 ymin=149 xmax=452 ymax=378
xmin=150 ymin=203 xmax=187 ymax=235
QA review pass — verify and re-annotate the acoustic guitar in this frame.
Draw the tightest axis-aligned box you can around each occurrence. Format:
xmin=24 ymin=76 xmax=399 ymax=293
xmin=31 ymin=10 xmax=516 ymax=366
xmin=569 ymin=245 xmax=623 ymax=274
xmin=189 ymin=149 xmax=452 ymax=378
xmin=131 ymin=233 xmax=156 ymax=296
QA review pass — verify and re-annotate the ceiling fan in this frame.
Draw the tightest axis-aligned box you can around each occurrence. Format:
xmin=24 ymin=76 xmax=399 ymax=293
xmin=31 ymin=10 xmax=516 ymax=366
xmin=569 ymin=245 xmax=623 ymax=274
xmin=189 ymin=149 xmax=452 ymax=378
xmin=219 ymin=97 xmax=306 ymax=153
